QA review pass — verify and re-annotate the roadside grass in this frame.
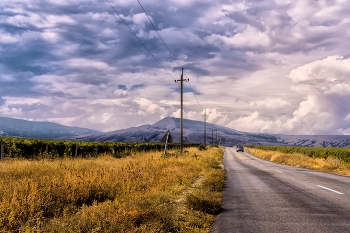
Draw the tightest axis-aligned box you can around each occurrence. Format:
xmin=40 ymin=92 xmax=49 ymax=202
xmin=246 ymin=148 xmax=350 ymax=176
xmin=0 ymin=146 xmax=225 ymax=232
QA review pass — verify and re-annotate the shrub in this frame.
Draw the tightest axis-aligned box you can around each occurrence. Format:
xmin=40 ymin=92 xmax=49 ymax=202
xmin=198 ymin=144 xmax=207 ymax=151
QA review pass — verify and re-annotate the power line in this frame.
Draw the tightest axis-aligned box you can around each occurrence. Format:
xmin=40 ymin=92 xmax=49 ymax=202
xmin=105 ymin=0 xmax=174 ymax=80
xmin=186 ymin=74 xmax=204 ymax=110
xmin=136 ymin=0 xmax=204 ymax=113
xmin=105 ymin=0 xmax=199 ymax=113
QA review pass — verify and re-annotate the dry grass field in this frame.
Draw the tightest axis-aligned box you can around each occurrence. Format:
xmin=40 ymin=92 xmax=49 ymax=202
xmin=0 ymin=147 xmax=225 ymax=232
xmin=246 ymin=148 xmax=350 ymax=176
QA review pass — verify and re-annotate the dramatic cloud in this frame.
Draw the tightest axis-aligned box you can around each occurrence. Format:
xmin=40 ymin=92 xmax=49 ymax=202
xmin=1 ymin=0 xmax=350 ymax=134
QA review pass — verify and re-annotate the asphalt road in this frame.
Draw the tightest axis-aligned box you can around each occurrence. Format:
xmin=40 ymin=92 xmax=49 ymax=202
xmin=212 ymin=147 xmax=350 ymax=233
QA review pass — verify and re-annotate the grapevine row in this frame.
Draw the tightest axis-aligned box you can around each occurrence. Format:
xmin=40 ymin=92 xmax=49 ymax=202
xmin=248 ymin=145 xmax=350 ymax=162
xmin=0 ymin=136 xmax=199 ymax=159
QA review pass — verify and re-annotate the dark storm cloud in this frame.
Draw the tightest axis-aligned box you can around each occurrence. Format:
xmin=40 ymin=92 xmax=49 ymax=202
xmin=184 ymin=86 xmax=201 ymax=95
xmin=0 ymin=70 xmax=42 ymax=97
xmin=118 ymin=84 xmax=127 ymax=90
xmin=173 ymin=63 xmax=210 ymax=76
xmin=0 ymin=0 xmax=228 ymax=96
xmin=0 ymin=38 xmax=56 ymax=75
xmin=130 ymin=84 xmax=146 ymax=91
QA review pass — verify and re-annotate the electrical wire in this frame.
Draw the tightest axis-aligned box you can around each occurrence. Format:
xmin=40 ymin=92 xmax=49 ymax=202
xmin=105 ymin=0 xmax=199 ymax=113
xmin=136 ymin=0 xmax=205 ymax=113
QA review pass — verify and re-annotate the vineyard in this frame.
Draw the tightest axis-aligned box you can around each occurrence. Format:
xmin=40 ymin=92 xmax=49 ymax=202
xmin=249 ymin=145 xmax=350 ymax=162
xmin=0 ymin=136 xmax=199 ymax=159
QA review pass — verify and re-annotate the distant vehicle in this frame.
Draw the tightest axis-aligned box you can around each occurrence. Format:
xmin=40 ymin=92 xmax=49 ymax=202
xmin=236 ymin=146 xmax=244 ymax=152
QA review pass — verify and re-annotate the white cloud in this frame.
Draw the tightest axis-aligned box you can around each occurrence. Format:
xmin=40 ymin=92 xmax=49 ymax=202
xmin=250 ymin=98 xmax=290 ymax=109
xmin=206 ymin=26 xmax=271 ymax=50
xmin=2 ymin=0 xmax=350 ymax=136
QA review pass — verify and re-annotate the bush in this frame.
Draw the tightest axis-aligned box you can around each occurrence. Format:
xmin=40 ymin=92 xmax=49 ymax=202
xmin=198 ymin=144 xmax=207 ymax=151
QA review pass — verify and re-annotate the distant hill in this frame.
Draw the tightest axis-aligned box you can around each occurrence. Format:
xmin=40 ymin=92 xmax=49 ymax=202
xmin=3 ymin=116 xmax=350 ymax=147
xmin=67 ymin=116 xmax=350 ymax=147
xmin=0 ymin=117 xmax=100 ymax=139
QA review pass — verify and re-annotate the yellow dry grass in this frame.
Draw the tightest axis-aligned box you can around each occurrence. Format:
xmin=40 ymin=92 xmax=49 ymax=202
xmin=246 ymin=148 xmax=350 ymax=176
xmin=0 ymin=147 xmax=225 ymax=232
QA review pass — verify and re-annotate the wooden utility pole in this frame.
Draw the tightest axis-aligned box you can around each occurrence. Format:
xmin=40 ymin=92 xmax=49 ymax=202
xmin=212 ymin=123 xmax=214 ymax=147
xmin=0 ymin=140 xmax=4 ymax=161
xmin=216 ymin=130 xmax=218 ymax=146
xmin=75 ymin=144 xmax=78 ymax=157
xmin=202 ymin=110 xmax=208 ymax=147
xmin=175 ymin=68 xmax=189 ymax=154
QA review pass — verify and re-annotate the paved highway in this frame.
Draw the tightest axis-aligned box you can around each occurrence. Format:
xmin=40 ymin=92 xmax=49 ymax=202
xmin=212 ymin=147 xmax=350 ymax=233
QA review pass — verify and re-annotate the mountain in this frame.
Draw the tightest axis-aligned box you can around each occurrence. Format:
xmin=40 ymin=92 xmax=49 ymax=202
xmin=0 ymin=117 xmax=100 ymax=139
xmin=68 ymin=117 xmax=350 ymax=147
xmin=3 ymin=116 xmax=350 ymax=147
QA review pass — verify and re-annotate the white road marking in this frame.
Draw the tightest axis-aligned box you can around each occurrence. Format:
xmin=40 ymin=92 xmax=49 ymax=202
xmin=275 ymin=170 xmax=282 ymax=173
xmin=317 ymin=185 xmax=344 ymax=195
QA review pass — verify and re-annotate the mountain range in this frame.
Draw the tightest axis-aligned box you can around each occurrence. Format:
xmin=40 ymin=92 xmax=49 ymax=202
xmin=0 ymin=117 xmax=100 ymax=139
xmin=66 ymin=117 xmax=350 ymax=147
xmin=2 ymin=116 xmax=350 ymax=147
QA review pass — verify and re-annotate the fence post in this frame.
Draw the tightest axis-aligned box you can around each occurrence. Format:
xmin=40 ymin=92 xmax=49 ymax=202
xmin=112 ymin=147 xmax=115 ymax=155
xmin=96 ymin=147 xmax=98 ymax=157
xmin=75 ymin=144 xmax=78 ymax=157
xmin=1 ymin=140 xmax=4 ymax=161
xmin=163 ymin=131 xmax=170 ymax=157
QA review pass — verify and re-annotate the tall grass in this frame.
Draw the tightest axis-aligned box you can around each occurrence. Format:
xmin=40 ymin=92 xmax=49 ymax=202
xmin=246 ymin=148 xmax=350 ymax=176
xmin=0 ymin=147 xmax=225 ymax=232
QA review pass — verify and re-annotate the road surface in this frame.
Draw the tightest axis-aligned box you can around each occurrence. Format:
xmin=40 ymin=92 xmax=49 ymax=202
xmin=212 ymin=147 xmax=350 ymax=233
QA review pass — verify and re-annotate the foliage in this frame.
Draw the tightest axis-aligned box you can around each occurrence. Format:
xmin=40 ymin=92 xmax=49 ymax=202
xmin=0 ymin=136 xmax=199 ymax=159
xmin=198 ymin=144 xmax=207 ymax=151
xmin=248 ymin=145 xmax=350 ymax=162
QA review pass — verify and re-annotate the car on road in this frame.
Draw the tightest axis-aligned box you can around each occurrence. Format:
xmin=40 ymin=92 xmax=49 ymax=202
xmin=236 ymin=146 xmax=244 ymax=152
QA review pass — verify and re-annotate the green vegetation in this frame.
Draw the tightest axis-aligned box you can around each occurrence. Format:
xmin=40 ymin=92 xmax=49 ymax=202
xmin=0 ymin=147 xmax=225 ymax=232
xmin=0 ymin=136 xmax=199 ymax=159
xmin=249 ymin=145 xmax=350 ymax=162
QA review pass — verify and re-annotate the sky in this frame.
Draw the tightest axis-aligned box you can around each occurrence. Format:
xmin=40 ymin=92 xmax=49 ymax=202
xmin=1 ymin=0 xmax=350 ymax=135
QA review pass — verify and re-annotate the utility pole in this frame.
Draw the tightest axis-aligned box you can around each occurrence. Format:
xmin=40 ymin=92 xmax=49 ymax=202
xmin=212 ymin=123 xmax=214 ymax=147
xmin=175 ymin=68 xmax=189 ymax=154
xmin=218 ymin=133 xmax=221 ymax=146
xmin=216 ymin=130 xmax=218 ymax=146
xmin=202 ymin=110 xmax=208 ymax=147
xmin=0 ymin=140 xmax=4 ymax=161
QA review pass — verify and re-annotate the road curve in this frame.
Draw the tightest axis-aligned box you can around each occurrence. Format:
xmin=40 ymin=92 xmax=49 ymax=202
xmin=212 ymin=147 xmax=350 ymax=233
